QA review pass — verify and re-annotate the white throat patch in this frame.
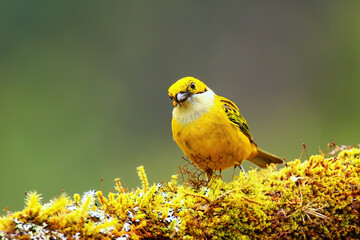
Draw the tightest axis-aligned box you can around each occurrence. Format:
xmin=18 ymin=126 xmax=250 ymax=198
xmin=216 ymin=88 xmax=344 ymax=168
xmin=172 ymin=89 xmax=215 ymax=125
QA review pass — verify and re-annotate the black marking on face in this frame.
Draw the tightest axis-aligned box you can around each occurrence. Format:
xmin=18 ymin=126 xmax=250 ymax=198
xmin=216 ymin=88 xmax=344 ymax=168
xmin=195 ymin=87 xmax=207 ymax=95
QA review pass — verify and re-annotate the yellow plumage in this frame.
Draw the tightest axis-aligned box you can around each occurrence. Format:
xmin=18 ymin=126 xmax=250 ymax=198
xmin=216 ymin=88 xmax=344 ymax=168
xmin=169 ymin=76 xmax=283 ymax=177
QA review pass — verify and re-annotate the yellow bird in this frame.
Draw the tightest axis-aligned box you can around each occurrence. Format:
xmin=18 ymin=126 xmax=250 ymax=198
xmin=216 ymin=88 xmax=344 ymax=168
xmin=168 ymin=76 xmax=283 ymax=178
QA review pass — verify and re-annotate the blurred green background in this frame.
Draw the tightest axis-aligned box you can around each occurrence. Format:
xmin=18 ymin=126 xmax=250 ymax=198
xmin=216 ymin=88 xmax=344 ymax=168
xmin=1 ymin=1 xmax=360 ymax=211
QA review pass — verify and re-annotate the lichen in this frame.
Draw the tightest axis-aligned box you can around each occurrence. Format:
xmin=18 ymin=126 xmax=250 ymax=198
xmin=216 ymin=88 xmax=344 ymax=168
xmin=1 ymin=148 xmax=359 ymax=239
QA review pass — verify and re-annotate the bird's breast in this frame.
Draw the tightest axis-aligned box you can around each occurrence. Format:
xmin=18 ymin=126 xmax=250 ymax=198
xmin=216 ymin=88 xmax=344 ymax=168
xmin=172 ymin=106 xmax=253 ymax=171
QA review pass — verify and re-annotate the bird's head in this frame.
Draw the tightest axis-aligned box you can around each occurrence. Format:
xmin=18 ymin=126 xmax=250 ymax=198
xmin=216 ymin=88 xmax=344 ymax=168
xmin=168 ymin=76 xmax=209 ymax=107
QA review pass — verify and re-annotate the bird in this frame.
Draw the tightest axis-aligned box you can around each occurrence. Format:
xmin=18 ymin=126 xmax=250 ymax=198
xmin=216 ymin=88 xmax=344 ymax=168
xmin=168 ymin=76 xmax=283 ymax=179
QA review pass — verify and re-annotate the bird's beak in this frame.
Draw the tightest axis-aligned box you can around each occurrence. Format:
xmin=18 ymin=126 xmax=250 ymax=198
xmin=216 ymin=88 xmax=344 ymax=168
xmin=176 ymin=92 xmax=189 ymax=102
xmin=172 ymin=91 xmax=191 ymax=107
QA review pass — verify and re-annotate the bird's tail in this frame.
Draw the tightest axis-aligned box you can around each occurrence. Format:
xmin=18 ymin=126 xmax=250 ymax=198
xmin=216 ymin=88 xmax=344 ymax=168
xmin=248 ymin=149 xmax=283 ymax=168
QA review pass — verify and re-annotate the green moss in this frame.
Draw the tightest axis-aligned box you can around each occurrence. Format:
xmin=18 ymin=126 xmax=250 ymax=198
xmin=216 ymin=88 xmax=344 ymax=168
xmin=1 ymin=148 xmax=360 ymax=239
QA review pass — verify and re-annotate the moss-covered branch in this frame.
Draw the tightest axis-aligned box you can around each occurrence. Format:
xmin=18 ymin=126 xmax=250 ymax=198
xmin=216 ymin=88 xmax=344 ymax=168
xmin=1 ymin=148 xmax=360 ymax=239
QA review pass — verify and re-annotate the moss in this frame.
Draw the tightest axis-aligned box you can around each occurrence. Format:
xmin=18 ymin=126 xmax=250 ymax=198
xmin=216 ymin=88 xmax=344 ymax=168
xmin=1 ymin=148 xmax=360 ymax=239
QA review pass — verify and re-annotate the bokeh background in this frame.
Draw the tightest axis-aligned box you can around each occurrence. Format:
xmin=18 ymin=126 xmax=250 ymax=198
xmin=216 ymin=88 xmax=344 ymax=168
xmin=1 ymin=1 xmax=360 ymax=211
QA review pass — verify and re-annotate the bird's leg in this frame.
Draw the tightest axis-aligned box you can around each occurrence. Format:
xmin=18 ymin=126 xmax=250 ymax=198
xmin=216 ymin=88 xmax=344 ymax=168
xmin=232 ymin=164 xmax=247 ymax=181
xmin=240 ymin=165 xmax=247 ymax=177
xmin=232 ymin=164 xmax=238 ymax=181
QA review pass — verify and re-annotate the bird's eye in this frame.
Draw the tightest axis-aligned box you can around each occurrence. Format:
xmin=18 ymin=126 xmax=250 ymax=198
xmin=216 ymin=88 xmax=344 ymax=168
xmin=190 ymin=82 xmax=196 ymax=90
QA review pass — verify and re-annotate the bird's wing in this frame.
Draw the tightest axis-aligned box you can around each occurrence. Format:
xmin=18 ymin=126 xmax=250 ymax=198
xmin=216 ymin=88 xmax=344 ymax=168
xmin=218 ymin=96 xmax=254 ymax=142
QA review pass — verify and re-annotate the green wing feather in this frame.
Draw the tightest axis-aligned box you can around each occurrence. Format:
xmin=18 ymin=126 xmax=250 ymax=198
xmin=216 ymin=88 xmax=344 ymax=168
xmin=218 ymin=96 xmax=254 ymax=142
